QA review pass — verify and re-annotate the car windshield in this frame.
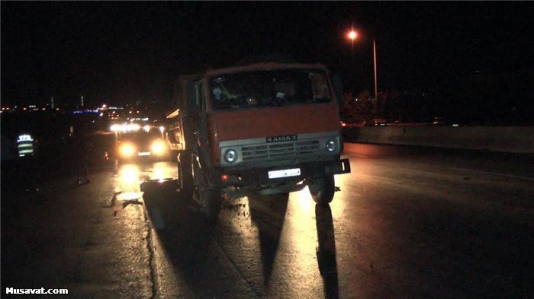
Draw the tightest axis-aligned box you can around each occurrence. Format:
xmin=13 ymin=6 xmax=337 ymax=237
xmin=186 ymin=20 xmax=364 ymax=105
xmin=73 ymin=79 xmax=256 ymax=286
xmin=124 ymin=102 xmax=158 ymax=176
xmin=119 ymin=130 xmax=162 ymax=144
xmin=208 ymin=69 xmax=333 ymax=110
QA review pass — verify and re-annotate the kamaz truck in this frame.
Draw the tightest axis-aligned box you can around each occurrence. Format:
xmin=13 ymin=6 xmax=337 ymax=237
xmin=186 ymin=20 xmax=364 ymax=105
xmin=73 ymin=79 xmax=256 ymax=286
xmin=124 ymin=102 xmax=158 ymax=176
xmin=166 ymin=62 xmax=351 ymax=221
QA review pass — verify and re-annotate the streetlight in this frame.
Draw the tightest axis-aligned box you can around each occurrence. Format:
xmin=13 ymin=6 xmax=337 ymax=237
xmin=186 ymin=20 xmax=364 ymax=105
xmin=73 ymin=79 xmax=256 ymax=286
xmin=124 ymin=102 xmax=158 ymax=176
xmin=346 ymin=28 xmax=378 ymax=100
xmin=346 ymin=29 xmax=358 ymax=63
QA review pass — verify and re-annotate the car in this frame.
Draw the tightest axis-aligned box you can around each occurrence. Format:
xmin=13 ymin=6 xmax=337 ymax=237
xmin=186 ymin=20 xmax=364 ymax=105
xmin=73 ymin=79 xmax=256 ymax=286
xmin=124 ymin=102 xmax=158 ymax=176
xmin=373 ymin=118 xmax=387 ymax=127
xmin=433 ymin=116 xmax=446 ymax=126
xmin=112 ymin=124 xmax=170 ymax=163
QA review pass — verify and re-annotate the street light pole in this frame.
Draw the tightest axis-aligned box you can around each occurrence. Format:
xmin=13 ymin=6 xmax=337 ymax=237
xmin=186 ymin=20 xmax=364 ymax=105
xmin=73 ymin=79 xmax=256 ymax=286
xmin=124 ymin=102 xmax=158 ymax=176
xmin=351 ymin=39 xmax=354 ymax=63
xmin=347 ymin=29 xmax=377 ymax=99
xmin=373 ymin=38 xmax=378 ymax=100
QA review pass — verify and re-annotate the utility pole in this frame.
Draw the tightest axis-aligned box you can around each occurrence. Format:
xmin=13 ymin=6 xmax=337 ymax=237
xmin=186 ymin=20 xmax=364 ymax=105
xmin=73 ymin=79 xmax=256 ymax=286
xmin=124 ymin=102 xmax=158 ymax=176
xmin=373 ymin=38 xmax=378 ymax=100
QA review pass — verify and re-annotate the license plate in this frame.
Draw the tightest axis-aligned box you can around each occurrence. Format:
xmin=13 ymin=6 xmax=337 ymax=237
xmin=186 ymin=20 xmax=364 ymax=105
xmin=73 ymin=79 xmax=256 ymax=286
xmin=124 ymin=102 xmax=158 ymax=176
xmin=268 ymin=168 xmax=301 ymax=179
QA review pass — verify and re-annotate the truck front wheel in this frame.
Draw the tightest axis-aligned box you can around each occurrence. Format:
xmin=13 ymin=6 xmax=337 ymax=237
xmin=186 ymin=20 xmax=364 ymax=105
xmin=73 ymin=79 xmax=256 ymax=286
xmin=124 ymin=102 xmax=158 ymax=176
xmin=192 ymin=159 xmax=222 ymax=223
xmin=307 ymin=175 xmax=335 ymax=204
xmin=197 ymin=185 xmax=222 ymax=223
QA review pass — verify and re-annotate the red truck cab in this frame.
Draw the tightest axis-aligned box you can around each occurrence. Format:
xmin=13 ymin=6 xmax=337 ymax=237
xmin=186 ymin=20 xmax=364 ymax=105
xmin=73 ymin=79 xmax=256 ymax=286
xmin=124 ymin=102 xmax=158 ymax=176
xmin=167 ymin=62 xmax=350 ymax=221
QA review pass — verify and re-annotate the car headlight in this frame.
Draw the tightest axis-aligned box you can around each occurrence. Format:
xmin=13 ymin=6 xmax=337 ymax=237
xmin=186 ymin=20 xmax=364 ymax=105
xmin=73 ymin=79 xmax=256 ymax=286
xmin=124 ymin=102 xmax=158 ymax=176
xmin=119 ymin=143 xmax=136 ymax=158
xmin=150 ymin=140 xmax=167 ymax=155
xmin=224 ymin=149 xmax=238 ymax=163
xmin=325 ymin=139 xmax=336 ymax=152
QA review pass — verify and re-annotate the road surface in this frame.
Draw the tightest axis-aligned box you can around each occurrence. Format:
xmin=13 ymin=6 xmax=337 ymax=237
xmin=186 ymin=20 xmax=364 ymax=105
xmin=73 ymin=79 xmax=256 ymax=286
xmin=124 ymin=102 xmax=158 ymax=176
xmin=2 ymin=144 xmax=533 ymax=298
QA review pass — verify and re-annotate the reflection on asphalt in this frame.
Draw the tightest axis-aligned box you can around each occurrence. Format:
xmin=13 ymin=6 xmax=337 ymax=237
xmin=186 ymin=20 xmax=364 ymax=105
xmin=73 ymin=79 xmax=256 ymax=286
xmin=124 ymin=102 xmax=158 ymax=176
xmin=115 ymin=161 xmax=177 ymax=191
xmin=101 ymin=146 xmax=534 ymax=298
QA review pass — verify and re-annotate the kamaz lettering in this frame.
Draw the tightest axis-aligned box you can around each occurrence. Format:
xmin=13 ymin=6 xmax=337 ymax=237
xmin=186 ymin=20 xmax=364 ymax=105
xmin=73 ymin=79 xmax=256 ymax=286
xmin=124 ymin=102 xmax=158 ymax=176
xmin=266 ymin=135 xmax=298 ymax=143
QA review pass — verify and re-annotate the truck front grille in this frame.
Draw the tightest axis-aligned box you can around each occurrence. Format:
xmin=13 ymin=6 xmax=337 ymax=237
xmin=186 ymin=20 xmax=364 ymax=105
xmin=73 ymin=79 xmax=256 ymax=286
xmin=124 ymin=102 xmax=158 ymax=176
xmin=241 ymin=140 xmax=321 ymax=162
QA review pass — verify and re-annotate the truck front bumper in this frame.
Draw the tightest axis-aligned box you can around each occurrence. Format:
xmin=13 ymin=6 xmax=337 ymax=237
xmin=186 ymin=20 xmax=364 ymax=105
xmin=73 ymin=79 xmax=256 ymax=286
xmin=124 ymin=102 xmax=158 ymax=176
xmin=219 ymin=158 xmax=351 ymax=187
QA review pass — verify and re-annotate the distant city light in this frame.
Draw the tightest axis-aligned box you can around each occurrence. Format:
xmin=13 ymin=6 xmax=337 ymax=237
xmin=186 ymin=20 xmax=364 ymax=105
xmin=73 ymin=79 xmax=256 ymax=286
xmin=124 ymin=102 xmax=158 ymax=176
xmin=73 ymin=109 xmax=99 ymax=114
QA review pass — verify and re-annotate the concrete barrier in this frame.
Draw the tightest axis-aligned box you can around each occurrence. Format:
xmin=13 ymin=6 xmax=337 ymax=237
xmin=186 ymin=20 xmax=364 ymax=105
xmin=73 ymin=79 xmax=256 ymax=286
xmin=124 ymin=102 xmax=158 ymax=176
xmin=344 ymin=126 xmax=534 ymax=154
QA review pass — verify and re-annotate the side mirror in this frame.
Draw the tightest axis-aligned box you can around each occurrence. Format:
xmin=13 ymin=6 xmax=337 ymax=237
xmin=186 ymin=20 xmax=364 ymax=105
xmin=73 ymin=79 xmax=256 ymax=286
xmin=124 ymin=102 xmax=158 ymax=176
xmin=184 ymin=82 xmax=199 ymax=115
xmin=332 ymin=74 xmax=344 ymax=105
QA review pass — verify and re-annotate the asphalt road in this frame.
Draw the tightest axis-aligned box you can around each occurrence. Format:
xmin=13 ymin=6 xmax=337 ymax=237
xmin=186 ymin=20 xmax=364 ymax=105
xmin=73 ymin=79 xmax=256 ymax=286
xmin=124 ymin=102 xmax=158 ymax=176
xmin=2 ymin=144 xmax=533 ymax=298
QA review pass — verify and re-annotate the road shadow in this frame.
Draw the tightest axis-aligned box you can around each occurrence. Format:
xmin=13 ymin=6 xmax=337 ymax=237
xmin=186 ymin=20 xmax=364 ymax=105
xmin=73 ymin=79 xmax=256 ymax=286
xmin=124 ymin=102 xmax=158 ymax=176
xmin=315 ymin=204 xmax=340 ymax=299
xmin=247 ymin=194 xmax=289 ymax=286
xmin=142 ymin=185 xmax=340 ymax=298
xmin=141 ymin=180 xmax=228 ymax=296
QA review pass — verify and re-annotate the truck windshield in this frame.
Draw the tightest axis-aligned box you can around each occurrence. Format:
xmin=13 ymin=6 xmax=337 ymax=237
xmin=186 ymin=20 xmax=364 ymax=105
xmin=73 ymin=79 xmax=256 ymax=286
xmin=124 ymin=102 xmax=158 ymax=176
xmin=208 ymin=69 xmax=333 ymax=110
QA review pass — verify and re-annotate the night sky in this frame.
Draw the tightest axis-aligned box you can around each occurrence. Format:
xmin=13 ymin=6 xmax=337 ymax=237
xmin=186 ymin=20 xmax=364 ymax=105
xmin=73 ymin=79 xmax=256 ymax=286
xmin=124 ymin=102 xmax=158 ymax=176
xmin=2 ymin=2 xmax=533 ymax=107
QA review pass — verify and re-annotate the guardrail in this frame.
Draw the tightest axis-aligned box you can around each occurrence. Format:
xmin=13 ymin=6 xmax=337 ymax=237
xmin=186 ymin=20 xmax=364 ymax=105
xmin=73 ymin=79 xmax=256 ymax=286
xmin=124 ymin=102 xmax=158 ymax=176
xmin=343 ymin=125 xmax=534 ymax=154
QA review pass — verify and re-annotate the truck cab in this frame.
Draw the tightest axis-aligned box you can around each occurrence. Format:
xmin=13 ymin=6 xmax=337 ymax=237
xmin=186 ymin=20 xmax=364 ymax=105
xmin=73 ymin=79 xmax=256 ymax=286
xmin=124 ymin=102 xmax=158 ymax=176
xmin=167 ymin=62 xmax=350 ymax=221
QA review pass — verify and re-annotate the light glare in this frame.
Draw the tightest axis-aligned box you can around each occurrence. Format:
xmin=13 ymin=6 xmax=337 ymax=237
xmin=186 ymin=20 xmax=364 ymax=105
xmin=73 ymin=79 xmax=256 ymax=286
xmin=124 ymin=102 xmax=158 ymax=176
xmin=347 ymin=30 xmax=357 ymax=41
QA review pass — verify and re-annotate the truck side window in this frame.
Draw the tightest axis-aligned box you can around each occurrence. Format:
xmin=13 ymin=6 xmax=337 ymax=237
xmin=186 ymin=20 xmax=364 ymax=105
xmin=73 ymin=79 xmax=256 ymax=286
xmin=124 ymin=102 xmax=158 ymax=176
xmin=186 ymin=82 xmax=196 ymax=111
xmin=332 ymin=73 xmax=344 ymax=104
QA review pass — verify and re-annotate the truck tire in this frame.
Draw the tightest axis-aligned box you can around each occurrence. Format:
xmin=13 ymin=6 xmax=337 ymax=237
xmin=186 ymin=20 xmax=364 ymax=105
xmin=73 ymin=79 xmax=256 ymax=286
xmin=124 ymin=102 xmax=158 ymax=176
xmin=191 ymin=157 xmax=221 ymax=223
xmin=178 ymin=152 xmax=194 ymax=198
xmin=198 ymin=185 xmax=222 ymax=223
xmin=307 ymin=175 xmax=335 ymax=204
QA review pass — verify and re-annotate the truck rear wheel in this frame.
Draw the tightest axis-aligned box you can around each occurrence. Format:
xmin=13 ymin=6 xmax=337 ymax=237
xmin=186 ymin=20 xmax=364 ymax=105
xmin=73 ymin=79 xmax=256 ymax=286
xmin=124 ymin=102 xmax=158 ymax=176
xmin=307 ymin=175 xmax=335 ymax=204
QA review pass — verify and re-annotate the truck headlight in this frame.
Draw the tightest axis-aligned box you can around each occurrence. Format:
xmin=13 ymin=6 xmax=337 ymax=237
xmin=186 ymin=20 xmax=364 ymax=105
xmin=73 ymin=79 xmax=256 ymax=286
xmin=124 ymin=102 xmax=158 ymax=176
xmin=150 ymin=140 xmax=167 ymax=155
xmin=119 ymin=143 xmax=136 ymax=158
xmin=224 ymin=149 xmax=238 ymax=163
xmin=325 ymin=139 xmax=336 ymax=152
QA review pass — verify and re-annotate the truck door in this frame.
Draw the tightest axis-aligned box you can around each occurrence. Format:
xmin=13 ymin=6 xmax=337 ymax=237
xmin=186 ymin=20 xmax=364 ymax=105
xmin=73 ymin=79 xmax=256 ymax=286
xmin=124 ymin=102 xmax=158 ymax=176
xmin=195 ymin=80 xmax=212 ymax=168
xmin=182 ymin=81 xmax=198 ymax=152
